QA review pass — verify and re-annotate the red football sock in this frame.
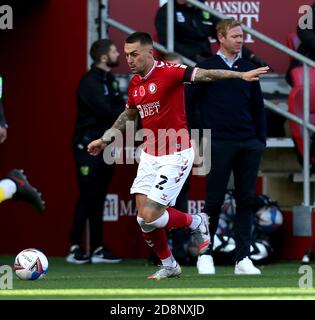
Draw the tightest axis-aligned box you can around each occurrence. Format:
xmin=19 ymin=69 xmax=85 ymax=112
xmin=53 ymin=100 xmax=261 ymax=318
xmin=166 ymin=207 xmax=192 ymax=229
xmin=142 ymin=228 xmax=171 ymax=260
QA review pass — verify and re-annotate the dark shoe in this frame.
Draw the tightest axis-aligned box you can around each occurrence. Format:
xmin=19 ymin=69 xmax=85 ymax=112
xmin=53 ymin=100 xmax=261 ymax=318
xmin=6 ymin=169 xmax=45 ymax=213
xmin=66 ymin=245 xmax=90 ymax=264
xmin=91 ymin=246 xmax=122 ymax=264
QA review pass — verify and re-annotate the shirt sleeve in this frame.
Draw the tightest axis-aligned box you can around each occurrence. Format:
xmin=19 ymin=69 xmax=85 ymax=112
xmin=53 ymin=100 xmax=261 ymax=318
xmin=126 ymin=83 xmax=137 ymax=109
xmin=166 ymin=63 xmax=197 ymax=84
xmin=183 ymin=66 xmax=197 ymax=83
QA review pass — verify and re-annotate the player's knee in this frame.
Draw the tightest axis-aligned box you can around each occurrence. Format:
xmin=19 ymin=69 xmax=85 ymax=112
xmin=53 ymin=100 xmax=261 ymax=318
xmin=136 ymin=216 xmax=145 ymax=227
xmin=141 ymin=207 xmax=161 ymax=223
xmin=136 ymin=215 xmax=156 ymax=233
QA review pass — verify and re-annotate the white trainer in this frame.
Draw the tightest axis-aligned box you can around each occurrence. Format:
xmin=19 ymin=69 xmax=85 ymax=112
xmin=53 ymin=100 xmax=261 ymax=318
xmin=234 ymin=257 xmax=261 ymax=275
xmin=197 ymin=255 xmax=215 ymax=275
xmin=191 ymin=212 xmax=210 ymax=254
xmin=147 ymin=264 xmax=182 ymax=280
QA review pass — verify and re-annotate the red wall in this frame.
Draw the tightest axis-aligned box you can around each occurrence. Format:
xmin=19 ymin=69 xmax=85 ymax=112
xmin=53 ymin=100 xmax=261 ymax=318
xmin=109 ymin=0 xmax=314 ymax=74
xmin=0 ymin=0 xmax=87 ymax=256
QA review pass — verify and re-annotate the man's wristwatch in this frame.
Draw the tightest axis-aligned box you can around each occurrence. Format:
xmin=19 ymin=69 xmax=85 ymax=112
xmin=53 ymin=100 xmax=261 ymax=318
xmin=101 ymin=131 xmax=115 ymax=144
xmin=101 ymin=135 xmax=108 ymax=143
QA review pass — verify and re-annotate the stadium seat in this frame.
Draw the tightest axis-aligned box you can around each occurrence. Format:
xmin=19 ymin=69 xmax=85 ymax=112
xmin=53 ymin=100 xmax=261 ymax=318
xmin=288 ymin=84 xmax=315 ymax=163
xmin=286 ymin=32 xmax=301 ymax=52
xmin=286 ymin=32 xmax=302 ymax=73
xmin=290 ymin=66 xmax=315 ymax=87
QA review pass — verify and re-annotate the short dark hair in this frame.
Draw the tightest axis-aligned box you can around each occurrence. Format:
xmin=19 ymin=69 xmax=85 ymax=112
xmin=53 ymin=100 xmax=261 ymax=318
xmin=90 ymin=39 xmax=113 ymax=63
xmin=125 ymin=32 xmax=153 ymax=46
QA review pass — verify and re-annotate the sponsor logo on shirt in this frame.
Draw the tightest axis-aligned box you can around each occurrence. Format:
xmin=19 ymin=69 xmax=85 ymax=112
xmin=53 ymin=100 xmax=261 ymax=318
xmin=136 ymin=101 xmax=160 ymax=118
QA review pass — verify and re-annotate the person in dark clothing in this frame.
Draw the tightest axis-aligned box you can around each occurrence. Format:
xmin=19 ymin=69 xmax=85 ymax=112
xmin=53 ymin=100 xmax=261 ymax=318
xmin=286 ymin=2 xmax=315 ymax=86
xmin=186 ymin=19 xmax=266 ymax=275
xmin=297 ymin=3 xmax=315 ymax=61
xmin=0 ymin=77 xmax=8 ymax=145
xmin=66 ymin=39 xmax=124 ymax=264
xmin=0 ymin=101 xmax=7 ymax=145
xmin=0 ymin=76 xmax=45 ymax=212
xmin=155 ymin=0 xmax=268 ymax=66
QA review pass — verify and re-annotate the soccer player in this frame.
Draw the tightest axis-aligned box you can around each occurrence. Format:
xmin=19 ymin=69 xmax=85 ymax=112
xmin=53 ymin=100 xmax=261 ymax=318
xmin=0 ymin=169 xmax=45 ymax=213
xmin=0 ymin=78 xmax=45 ymax=213
xmin=87 ymin=32 xmax=268 ymax=279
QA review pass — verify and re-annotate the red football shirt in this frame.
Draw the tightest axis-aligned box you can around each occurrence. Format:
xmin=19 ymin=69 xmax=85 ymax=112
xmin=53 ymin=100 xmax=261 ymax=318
xmin=126 ymin=61 xmax=196 ymax=156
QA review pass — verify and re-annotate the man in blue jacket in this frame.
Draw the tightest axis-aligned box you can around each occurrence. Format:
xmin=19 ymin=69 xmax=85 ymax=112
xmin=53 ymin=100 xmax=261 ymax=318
xmin=186 ymin=19 xmax=266 ymax=275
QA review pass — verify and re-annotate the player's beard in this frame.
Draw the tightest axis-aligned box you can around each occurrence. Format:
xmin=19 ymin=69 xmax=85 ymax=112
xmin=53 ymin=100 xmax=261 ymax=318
xmin=107 ymin=58 xmax=119 ymax=68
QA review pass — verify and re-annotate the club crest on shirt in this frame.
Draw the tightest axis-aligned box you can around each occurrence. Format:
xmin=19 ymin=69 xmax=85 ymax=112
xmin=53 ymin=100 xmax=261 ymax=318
xmin=148 ymin=83 xmax=157 ymax=94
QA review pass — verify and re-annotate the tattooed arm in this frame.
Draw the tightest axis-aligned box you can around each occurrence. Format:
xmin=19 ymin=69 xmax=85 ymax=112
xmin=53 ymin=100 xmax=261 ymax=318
xmin=194 ymin=66 xmax=269 ymax=82
xmin=101 ymin=108 xmax=138 ymax=142
xmin=87 ymin=108 xmax=138 ymax=156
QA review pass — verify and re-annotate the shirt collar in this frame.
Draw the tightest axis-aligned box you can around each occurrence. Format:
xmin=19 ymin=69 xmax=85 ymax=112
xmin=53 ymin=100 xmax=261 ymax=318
xmin=216 ymin=50 xmax=241 ymax=68
xmin=91 ymin=65 xmax=107 ymax=77
xmin=141 ymin=60 xmax=157 ymax=80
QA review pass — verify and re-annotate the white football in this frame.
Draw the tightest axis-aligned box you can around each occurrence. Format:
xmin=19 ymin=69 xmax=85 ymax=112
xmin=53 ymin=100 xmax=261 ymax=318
xmin=14 ymin=248 xmax=48 ymax=280
xmin=250 ymin=240 xmax=271 ymax=261
xmin=256 ymin=206 xmax=284 ymax=233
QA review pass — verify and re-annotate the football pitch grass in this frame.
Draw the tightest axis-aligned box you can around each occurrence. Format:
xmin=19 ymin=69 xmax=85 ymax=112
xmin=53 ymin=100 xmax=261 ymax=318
xmin=0 ymin=257 xmax=314 ymax=300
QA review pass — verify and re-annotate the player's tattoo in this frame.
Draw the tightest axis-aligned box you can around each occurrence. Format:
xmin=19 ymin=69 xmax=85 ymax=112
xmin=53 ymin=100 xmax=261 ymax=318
xmin=112 ymin=111 xmax=129 ymax=131
xmin=194 ymin=68 xmax=243 ymax=82
xmin=145 ymin=198 xmax=167 ymax=211
xmin=101 ymin=111 xmax=130 ymax=142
